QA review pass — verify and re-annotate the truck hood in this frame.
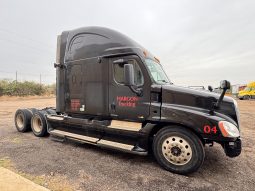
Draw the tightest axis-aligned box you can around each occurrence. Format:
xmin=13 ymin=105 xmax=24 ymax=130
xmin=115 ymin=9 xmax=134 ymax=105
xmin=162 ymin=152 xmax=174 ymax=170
xmin=160 ymin=84 xmax=239 ymax=125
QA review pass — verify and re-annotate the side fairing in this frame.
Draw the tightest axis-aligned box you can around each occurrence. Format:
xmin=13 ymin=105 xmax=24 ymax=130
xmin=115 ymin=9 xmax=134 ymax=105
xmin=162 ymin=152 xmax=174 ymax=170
xmin=56 ymin=31 xmax=68 ymax=113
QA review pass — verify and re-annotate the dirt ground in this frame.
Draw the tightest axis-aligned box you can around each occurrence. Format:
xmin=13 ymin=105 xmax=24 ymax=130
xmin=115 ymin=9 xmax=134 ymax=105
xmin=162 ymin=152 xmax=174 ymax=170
xmin=0 ymin=167 xmax=50 ymax=191
xmin=0 ymin=96 xmax=254 ymax=191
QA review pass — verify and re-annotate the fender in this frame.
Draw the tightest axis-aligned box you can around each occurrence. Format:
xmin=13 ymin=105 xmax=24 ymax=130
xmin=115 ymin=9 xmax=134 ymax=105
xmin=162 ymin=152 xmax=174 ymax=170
xmin=158 ymin=103 xmax=238 ymax=142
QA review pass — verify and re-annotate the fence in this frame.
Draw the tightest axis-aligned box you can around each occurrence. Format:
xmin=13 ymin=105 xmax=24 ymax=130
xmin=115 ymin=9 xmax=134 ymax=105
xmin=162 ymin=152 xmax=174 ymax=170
xmin=0 ymin=70 xmax=55 ymax=85
xmin=0 ymin=71 xmax=55 ymax=96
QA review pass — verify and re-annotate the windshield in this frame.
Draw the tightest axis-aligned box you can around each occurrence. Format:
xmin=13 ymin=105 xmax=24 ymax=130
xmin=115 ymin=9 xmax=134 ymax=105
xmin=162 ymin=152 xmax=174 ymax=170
xmin=145 ymin=59 xmax=171 ymax=84
xmin=244 ymin=87 xmax=251 ymax=91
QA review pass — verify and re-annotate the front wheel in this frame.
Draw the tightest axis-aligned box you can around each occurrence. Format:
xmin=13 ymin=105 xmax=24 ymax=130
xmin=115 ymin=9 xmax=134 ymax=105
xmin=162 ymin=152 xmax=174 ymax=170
xmin=153 ymin=126 xmax=205 ymax=175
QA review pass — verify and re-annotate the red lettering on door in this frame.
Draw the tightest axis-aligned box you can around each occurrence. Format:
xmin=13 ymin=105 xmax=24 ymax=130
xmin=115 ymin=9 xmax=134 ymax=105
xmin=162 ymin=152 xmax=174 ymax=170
xmin=117 ymin=96 xmax=139 ymax=108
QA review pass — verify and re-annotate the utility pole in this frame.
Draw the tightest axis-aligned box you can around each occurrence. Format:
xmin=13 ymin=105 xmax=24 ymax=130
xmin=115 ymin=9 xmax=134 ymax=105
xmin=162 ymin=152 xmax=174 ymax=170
xmin=15 ymin=71 xmax=17 ymax=84
xmin=40 ymin=74 xmax=42 ymax=89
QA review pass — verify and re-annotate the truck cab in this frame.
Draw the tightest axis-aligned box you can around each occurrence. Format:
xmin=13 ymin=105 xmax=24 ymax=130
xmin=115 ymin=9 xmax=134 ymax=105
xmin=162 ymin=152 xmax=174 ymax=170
xmin=14 ymin=26 xmax=241 ymax=174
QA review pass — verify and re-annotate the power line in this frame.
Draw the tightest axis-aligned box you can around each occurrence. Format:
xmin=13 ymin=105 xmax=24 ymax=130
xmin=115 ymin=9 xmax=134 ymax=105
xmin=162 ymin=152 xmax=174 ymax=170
xmin=0 ymin=37 xmax=54 ymax=55
xmin=0 ymin=71 xmax=55 ymax=85
xmin=0 ymin=70 xmax=55 ymax=77
xmin=0 ymin=70 xmax=13 ymax=74
xmin=0 ymin=27 xmax=55 ymax=49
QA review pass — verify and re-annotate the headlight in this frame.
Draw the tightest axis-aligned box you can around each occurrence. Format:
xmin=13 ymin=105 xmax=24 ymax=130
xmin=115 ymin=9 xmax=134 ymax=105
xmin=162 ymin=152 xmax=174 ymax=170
xmin=218 ymin=121 xmax=240 ymax=138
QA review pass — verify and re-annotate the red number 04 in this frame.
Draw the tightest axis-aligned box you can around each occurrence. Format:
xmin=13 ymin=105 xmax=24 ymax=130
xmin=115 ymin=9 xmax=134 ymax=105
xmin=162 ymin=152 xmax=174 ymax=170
xmin=203 ymin=125 xmax=217 ymax=134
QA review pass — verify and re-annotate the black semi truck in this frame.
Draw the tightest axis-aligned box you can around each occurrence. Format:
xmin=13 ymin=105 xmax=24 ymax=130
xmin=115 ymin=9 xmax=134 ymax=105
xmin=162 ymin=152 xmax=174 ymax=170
xmin=14 ymin=26 xmax=241 ymax=174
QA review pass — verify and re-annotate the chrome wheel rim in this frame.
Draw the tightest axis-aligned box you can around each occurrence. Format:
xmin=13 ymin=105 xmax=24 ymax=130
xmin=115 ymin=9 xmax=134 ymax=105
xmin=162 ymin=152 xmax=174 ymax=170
xmin=162 ymin=136 xmax=192 ymax=165
xmin=32 ymin=115 xmax=42 ymax=133
xmin=16 ymin=113 xmax=24 ymax=129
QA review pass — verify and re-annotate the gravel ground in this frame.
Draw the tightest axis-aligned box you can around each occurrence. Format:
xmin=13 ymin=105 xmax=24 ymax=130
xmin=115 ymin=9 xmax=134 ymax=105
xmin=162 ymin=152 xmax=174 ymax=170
xmin=0 ymin=97 xmax=254 ymax=191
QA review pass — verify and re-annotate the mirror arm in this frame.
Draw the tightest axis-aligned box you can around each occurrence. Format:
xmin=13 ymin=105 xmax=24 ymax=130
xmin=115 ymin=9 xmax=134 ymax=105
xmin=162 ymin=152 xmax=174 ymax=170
xmin=210 ymin=80 xmax=230 ymax=114
xmin=214 ymin=88 xmax=227 ymax=109
xmin=128 ymin=85 xmax=143 ymax=97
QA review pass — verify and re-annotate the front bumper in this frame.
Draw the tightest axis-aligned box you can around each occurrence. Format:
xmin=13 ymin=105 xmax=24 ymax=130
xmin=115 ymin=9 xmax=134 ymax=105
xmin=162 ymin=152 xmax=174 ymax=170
xmin=223 ymin=138 xmax=242 ymax=157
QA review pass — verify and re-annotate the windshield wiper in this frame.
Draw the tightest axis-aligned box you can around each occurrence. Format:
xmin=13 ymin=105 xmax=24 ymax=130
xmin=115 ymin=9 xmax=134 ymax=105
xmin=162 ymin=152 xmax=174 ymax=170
xmin=157 ymin=80 xmax=169 ymax=83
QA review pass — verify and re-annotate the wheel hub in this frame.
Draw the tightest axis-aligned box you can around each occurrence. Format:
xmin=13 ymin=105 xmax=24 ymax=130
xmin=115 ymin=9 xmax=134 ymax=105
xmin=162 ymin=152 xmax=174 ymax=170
xmin=171 ymin=146 xmax=182 ymax=156
xmin=16 ymin=113 xmax=24 ymax=129
xmin=162 ymin=136 xmax=193 ymax=165
xmin=32 ymin=115 xmax=42 ymax=133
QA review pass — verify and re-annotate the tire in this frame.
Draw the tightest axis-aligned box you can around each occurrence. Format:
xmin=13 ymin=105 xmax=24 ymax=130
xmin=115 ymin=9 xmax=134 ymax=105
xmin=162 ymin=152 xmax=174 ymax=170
xmin=31 ymin=111 xmax=48 ymax=137
xmin=14 ymin=109 xmax=36 ymax=132
xmin=244 ymin=95 xmax=250 ymax=100
xmin=153 ymin=126 xmax=205 ymax=175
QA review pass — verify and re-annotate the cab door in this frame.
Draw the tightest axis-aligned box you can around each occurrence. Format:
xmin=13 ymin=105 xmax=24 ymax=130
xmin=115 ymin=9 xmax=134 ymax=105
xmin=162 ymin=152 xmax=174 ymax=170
xmin=108 ymin=55 xmax=151 ymax=121
xmin=103 ymin=55 xmax=151 ymax=146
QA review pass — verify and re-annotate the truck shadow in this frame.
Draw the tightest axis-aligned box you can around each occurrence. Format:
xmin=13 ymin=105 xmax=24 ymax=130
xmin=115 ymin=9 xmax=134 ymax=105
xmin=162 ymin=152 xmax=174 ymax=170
xmin=64 ymin=138 xmax=231 ymax=177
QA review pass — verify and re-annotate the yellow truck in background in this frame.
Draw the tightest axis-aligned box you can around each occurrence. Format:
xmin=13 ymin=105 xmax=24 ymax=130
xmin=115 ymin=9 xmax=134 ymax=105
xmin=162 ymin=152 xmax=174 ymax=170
xmin=238 ymin=82 xmax=255 ymax=100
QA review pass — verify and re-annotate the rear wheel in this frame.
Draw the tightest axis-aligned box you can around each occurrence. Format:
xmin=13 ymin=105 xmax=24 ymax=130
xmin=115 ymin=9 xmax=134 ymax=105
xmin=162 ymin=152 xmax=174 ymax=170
xmin=14 ymin=109 xmax=35 ymax=132
xmin=31 ymin=111 xmax=48 ymax=137
xmin=153 ymin=126 xmax=205 ymax=174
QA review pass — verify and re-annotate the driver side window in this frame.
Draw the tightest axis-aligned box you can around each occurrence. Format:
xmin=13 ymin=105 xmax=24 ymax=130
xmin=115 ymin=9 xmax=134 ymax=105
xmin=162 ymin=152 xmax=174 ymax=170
xmin=113 ymin=59 xmax=144 ymax=86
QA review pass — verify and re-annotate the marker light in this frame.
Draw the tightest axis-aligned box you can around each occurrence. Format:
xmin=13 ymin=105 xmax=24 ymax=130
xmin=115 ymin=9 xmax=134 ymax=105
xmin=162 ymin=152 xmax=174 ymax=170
xmin=143 ymin=50 xmax=147 ymax=57
xmin=218 ymin=121 xmax=240 ymax=138
xmin=154 ymin=57 xmax=160 ymax=63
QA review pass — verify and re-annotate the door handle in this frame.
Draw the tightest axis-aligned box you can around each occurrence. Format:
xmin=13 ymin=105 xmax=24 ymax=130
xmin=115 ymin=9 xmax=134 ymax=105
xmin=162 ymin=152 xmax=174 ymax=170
xmin=111 ymin=102 xmax=116 ymax=111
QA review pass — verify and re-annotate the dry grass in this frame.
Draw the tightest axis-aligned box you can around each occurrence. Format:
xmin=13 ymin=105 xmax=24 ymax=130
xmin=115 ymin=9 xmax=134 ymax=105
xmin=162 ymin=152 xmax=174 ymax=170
xmin=0 ymin=157 xmax=13 ymax=169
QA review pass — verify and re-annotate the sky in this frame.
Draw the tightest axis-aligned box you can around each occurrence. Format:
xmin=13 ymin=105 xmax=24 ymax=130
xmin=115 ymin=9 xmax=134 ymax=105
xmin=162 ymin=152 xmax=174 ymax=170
xmin=0 ymin=0 xmax=254 ymax=87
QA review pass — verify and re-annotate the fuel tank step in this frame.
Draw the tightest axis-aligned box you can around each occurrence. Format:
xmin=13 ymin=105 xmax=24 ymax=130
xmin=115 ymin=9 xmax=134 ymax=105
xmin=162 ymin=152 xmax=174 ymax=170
xmin=46 ymin=115 xmax=147 ymax=155
xmin=97 ymin=139 xmax=134 ymax=150
xmin=50 ymin=129 xmax=99 ymax=143
xmin=48 ymin=129 xmax=147 ymax=155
